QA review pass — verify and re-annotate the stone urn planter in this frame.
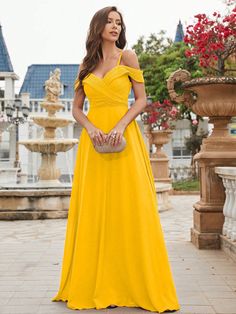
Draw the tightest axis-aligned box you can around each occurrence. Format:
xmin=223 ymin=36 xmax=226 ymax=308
xmin=167 ymin=69 xmax=236 ymax=249
xmin=144 ymin=128 xmax=172 ymax=183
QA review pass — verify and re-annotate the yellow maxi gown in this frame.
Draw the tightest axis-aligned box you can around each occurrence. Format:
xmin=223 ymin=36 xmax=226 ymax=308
xmin=52 ymin=51 xmax=180 ymax=313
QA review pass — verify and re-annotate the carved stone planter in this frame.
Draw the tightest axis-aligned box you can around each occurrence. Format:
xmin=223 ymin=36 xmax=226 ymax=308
xmin=144 ymin=128 xmax=172 ymax=183
xmin=167 ymin=70 xmax=236 ymax=249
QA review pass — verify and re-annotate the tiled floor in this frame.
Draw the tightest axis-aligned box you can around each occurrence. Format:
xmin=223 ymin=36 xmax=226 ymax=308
xmin=0 ymin=195 xmax=236 ymax=314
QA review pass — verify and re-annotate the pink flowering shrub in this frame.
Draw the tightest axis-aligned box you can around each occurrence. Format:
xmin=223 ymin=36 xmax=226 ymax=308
xmin=140 ymin=99 xmax=180 ymax=130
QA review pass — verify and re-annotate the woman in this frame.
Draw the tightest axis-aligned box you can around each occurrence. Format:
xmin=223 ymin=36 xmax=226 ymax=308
xmin=52 ymin=6 xmax=180 ymax=313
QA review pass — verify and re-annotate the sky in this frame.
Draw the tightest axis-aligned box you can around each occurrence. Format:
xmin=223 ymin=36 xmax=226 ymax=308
xmin=0 ymin=0 xmax=230 ymax=91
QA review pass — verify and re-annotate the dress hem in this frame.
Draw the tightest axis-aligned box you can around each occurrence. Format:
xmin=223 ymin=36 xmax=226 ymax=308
xmin=51 ymin=296 xmax=180 ymax=313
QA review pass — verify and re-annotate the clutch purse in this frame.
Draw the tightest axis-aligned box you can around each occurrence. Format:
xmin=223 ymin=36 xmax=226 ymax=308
xmin=94 ymin=136 xmax=126 ymax=153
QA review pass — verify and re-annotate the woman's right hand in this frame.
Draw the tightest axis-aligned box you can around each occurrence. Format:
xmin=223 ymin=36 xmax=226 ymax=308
xmin=86 ymin=126 xmax=107 ymax=146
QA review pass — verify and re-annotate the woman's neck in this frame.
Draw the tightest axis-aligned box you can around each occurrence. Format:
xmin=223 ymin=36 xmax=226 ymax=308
xmin=101 ymin=41 xmax=121 ymax=61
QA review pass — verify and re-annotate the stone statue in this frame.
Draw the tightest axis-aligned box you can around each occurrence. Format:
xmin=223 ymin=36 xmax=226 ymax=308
xmin=45 ymin=68 xmax=61 ymax=103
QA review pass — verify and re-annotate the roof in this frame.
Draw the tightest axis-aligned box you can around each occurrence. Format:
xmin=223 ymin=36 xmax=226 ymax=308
xmin=174 ymin=20 xmax=184 ymax=43
xmin=20 ymin=64 xmax=135 ymax=100
xmin=0 ymin=24 xmax=14 ymax=72
xmin=20 ymin=64 xmax=79 ymax=98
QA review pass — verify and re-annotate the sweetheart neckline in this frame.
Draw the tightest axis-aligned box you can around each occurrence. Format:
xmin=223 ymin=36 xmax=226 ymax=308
xmin=89 ymin=65 xmax=142 ymax=81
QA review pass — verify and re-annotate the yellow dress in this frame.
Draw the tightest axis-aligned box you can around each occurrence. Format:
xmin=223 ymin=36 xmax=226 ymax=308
xmin=52 ymin=51 xmax=180 ymax=313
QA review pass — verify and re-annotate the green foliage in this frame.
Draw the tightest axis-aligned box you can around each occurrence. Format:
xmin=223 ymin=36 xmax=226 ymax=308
xmin=172 ymin=178 xmax=200 ymax=191
xmin=132 ymin=31 xmax=173 ymax=57
xmin=185 ymin=129 xmax=208 ymax=156
xmin=132 ymin=32 xmax=208 ymax=180
xmin=133 ymin=39 xmax=203 ymax=102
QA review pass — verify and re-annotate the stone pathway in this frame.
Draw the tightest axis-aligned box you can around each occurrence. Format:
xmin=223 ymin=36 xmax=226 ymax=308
xmin=0 ymin=195 xmax=236 ymax=314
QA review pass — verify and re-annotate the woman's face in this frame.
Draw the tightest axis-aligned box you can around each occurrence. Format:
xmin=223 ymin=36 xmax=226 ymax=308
xmin=101 ymin=11 xmax=122 ymax=43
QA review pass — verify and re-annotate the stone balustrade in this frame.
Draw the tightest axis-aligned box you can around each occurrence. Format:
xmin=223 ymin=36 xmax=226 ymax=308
xmin=0 ymin=167 xmax=20 ymax=184
xmin=29 ymin=99 xmax=80 ymax=114
xmin=215 ymin=167 xmax=236 ymax=242
xmin=169 ymin=165 xmax=195 ymax=182
xmin=1 ymin=98 xmax=136 ymax=115
xmin=0 ymin=98 xmax=84 ymax=115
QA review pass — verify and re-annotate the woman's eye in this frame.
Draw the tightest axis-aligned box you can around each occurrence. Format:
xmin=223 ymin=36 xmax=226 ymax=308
xmin=107 ymin=20 xmax=121 ymax=26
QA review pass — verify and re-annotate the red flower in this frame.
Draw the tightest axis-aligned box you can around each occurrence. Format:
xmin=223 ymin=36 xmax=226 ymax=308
xmin=160 ymin=121 xmax=169 ymax=129
xmin=141 ymin=99 xmax=180 ymax=130
xmin=184 ymin=4 xmax=236 ymax=75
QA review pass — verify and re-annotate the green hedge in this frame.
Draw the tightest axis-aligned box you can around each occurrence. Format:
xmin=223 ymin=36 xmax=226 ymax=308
xmin=172 ymin=179 xmax=200 ymax=191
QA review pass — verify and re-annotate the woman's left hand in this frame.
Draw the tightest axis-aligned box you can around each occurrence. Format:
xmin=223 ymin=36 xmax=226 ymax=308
xmin=105 ymin=125 xmax=126 ymax=146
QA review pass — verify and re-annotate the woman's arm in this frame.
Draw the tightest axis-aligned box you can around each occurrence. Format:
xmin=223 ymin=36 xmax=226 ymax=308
xmin=106 ymin=49 xmax=147 ymax=146
xmin=72 ymin=65 xmax=94 ymax=130
xmin=72 ymin=65 xmax=107 ymax=146
xmin=116 ymin=49 xmax=147 ymax=129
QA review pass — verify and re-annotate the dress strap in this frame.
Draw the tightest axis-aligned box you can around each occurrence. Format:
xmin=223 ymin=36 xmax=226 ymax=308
xmin=116 ymin=50 xmax=123 ymax=66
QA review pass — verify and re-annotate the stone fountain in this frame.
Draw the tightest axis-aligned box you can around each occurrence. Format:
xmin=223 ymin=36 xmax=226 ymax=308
xmin=19 ymin=68 xmax=78 ymax=185
xmin=0 ymin=69 xmax=79 ymax=220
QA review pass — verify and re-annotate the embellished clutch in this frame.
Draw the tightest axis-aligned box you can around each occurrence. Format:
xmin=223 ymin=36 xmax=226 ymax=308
xmin=93 ymin=136 xmax=126 ymax=153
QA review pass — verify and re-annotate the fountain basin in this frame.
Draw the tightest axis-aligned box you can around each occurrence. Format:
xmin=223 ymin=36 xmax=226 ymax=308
xmin=0 ymin=184 xmax=71 ymax=220
xmin=40 ymin=101 xmax=64 ymax=115
xmin=19 ymin=139 xmax=78 ymax=153
xmin=33 ymin=116 xmax=74 ymax=129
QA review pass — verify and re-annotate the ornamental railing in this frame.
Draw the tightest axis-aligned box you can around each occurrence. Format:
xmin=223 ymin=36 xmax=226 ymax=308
xmin=215 ymin=167 xmax=236 ymax=242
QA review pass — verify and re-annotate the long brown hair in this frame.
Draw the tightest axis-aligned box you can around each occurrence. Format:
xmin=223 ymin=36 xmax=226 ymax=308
xmin=77 ymin=6 xmax=127 ymax=89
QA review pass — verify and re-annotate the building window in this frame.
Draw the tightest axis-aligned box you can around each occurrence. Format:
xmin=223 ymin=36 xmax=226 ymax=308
xmin=172 ymin=128 xmax=191 ymax=158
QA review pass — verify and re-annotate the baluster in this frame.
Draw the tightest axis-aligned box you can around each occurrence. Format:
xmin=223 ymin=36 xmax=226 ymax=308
xmin=226 ymin=179 xmax=234 ymax=239
xmin=231 ymin=180 xmax=236 ymax=241
xmin=187 ymin=167 xmax=191 ymax=180
xmin=180 ymin=166 xmax=184 ymax=181
xmin=222 ymin=178 xmax=230 ymax=236
xmin=177 ymin=167 xmax=180 ymax=181
xmin=173 ymin=168 xmax=177 ymax=182
xmin=34 ymin=101 xmax=39 ymax=112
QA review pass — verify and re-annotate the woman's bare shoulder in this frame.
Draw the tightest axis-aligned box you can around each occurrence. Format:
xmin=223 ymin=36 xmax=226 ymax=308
xmin=121 ymin=49 xmax=140 ymax=69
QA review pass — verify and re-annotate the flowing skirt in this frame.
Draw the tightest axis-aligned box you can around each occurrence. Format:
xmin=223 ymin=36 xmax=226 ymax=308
xmin=52 ymin=105 xmax=180 ymax=312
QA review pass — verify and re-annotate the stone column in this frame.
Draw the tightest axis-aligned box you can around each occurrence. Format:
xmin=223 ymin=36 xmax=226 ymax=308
xmin=4 ymin=77 xmax=15 ymax=99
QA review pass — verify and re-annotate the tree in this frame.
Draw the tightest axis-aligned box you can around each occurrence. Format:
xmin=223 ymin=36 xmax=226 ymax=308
xmin=132 ymin=32 xmax=207 ymax=177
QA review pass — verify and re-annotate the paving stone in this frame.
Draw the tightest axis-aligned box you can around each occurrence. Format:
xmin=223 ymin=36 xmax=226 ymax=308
xmin=0 ymin=304 xmax=40 ymax=313
xmin=203 ymin=290 xmax=236 ymax=299
xmin=208 ymin=298 xmax=236 ymax=313
xmin=177 ymin=290 xmax=210 ymax=305
xmin=178 ymin=305 xmax=216 ymax=313
xmin=199 ymin=285 xmax=233 ymax=292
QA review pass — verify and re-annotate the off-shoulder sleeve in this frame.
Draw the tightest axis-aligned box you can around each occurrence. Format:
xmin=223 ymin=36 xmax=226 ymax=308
xmin=74 ymin=77 xmax=80 ymax=92
xmin=128 ymin=67 xmax=144 ymax=83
